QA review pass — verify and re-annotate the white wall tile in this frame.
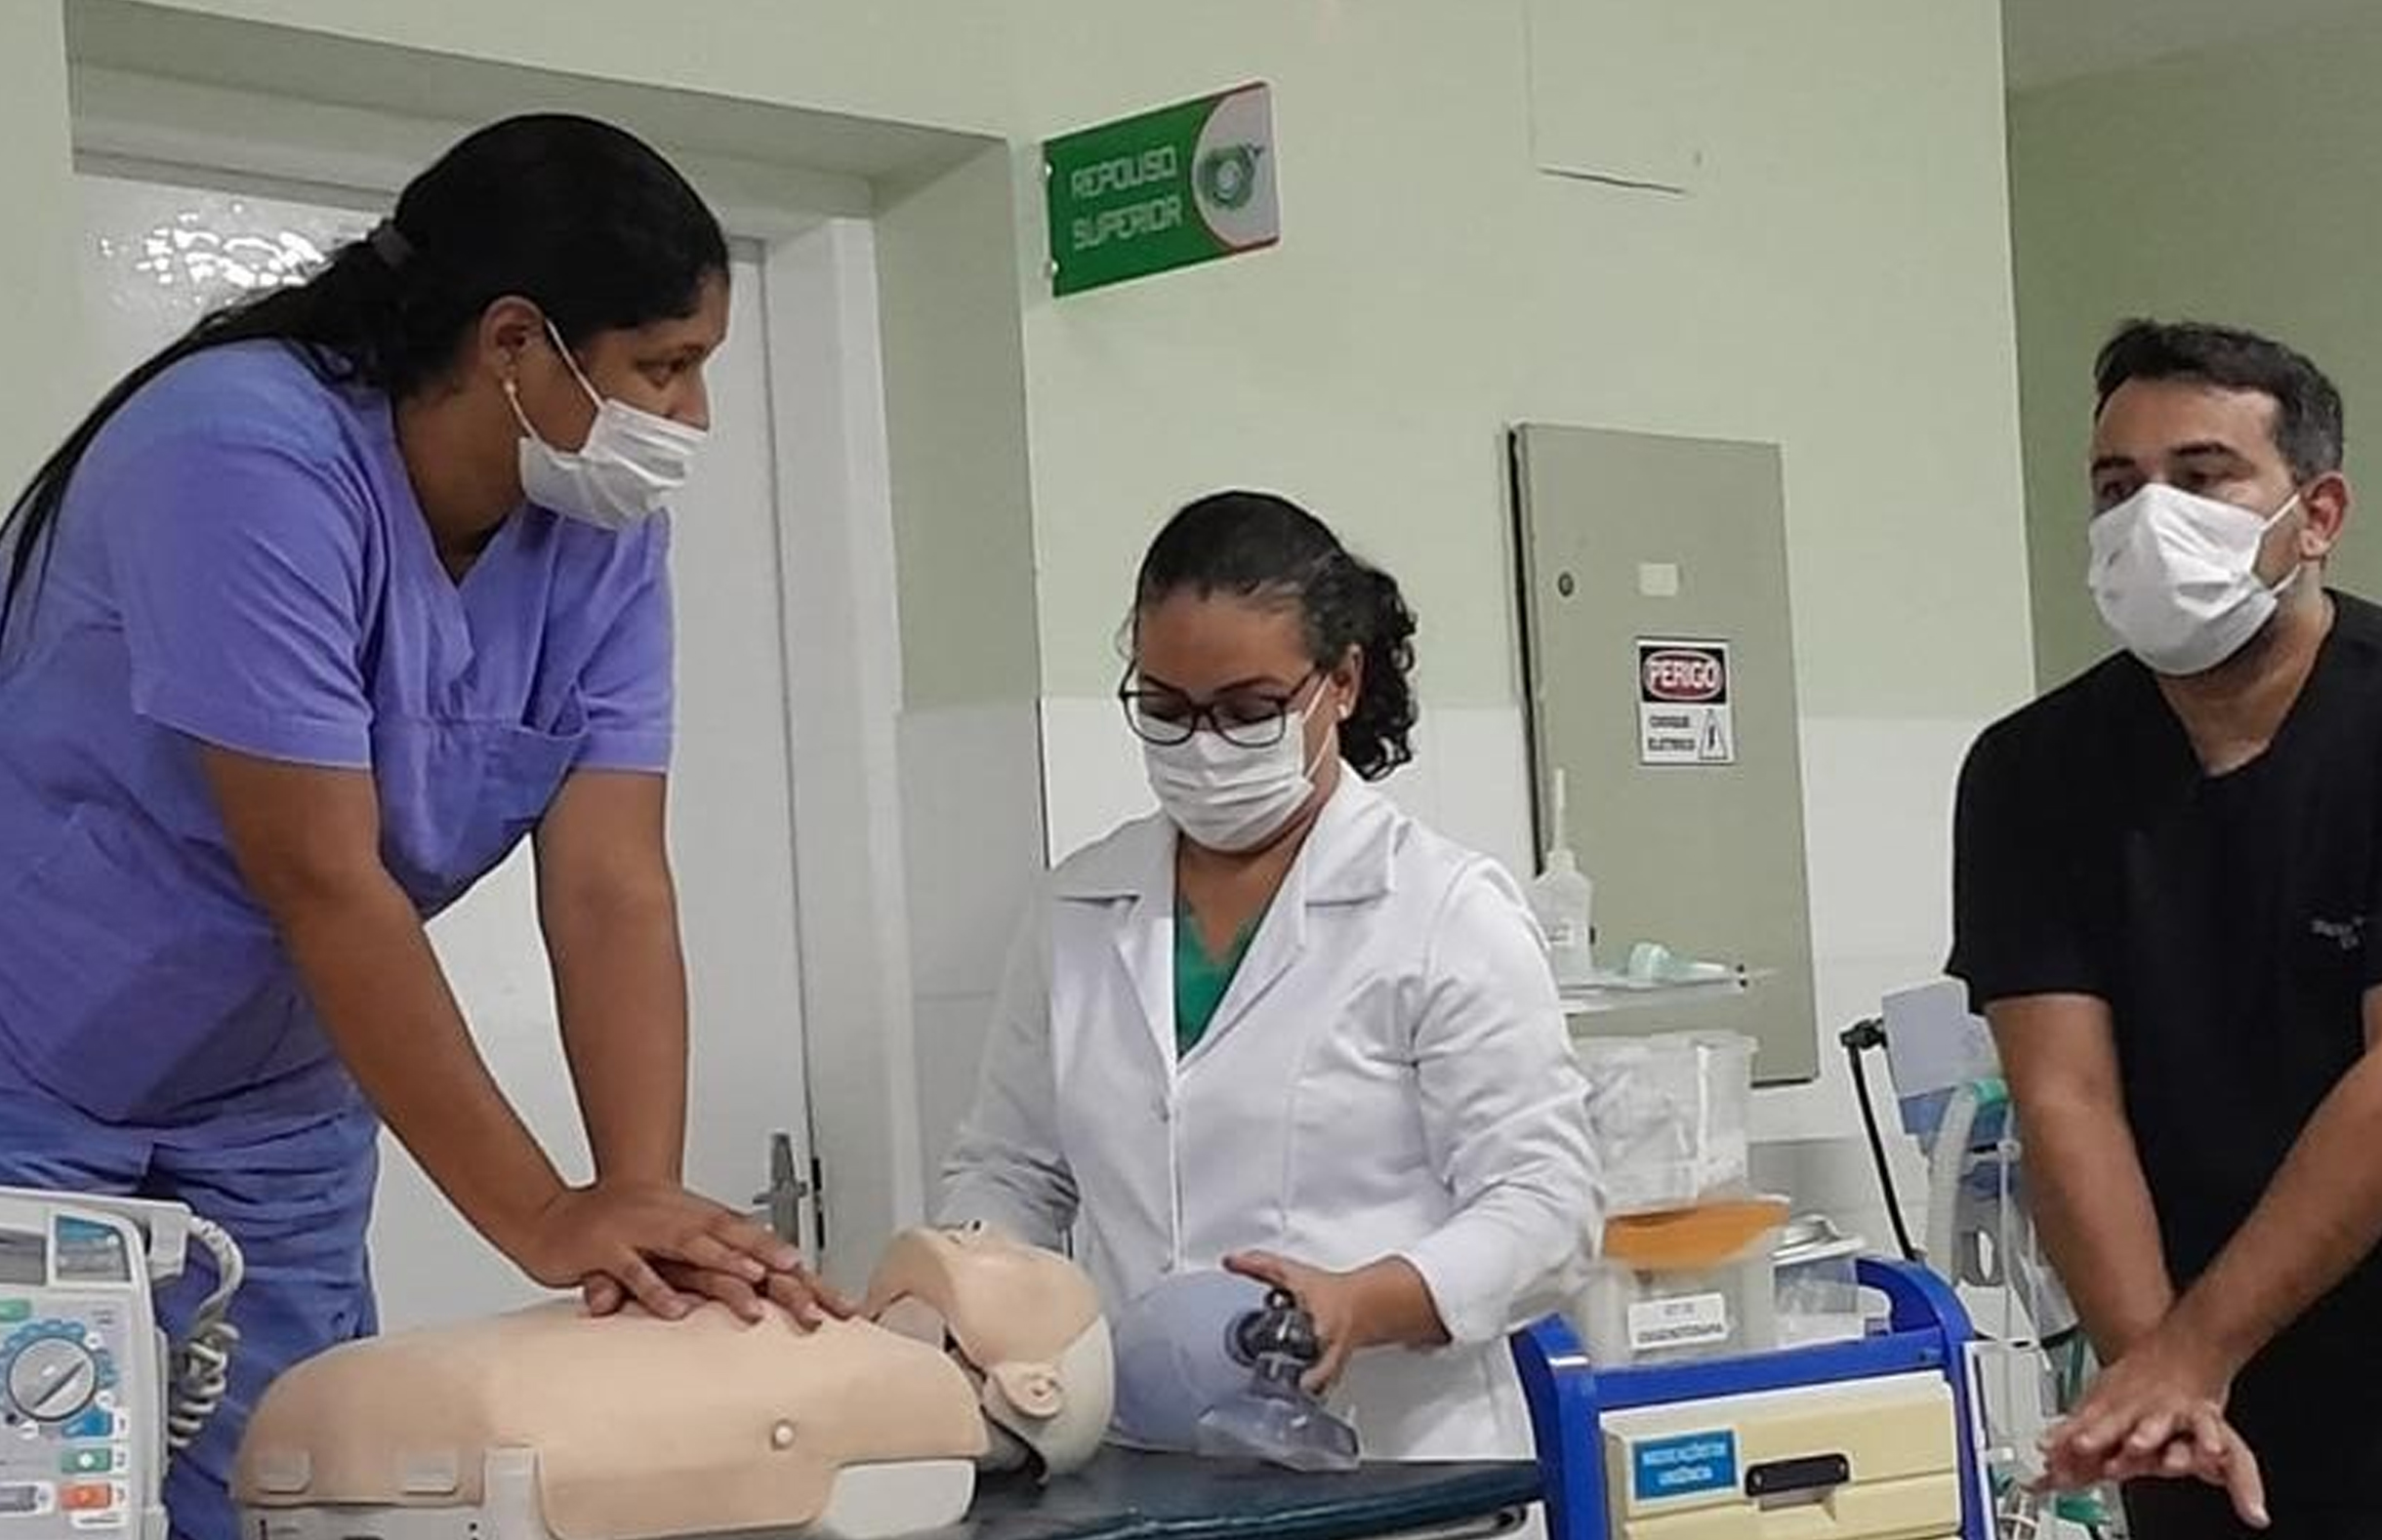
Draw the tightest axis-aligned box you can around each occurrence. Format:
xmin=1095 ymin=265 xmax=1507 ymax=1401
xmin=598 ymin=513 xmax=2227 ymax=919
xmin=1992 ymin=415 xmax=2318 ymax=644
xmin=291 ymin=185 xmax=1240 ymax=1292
xmin=1373 ymin=740 xmax=1439 ymax=832
xmin=1744 ymin=712 xmax=1989 ymax=1246
xmin=1754 ymin=712 xmax=1987 ymax=1138
xmin=913 ymin=990 xmax=999 ymax=1195
xmin=897 ymin=704 xmax=1045 ymax=996
xmin=897 ymin=707 xmax=1042 ymax=1214
xmin=1798 ymin=714 xmax=1980 ymax=977
xmin=1040 ymin=696 xmax=1157 ymax=865
xmin=1409 ymin=705 xmax=1536 ymax=881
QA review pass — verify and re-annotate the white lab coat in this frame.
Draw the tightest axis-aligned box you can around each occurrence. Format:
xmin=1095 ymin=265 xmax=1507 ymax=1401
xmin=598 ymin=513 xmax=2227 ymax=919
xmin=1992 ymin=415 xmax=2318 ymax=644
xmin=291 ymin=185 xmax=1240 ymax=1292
xmin=939 ymin=776 xmax=1600 ymax=1461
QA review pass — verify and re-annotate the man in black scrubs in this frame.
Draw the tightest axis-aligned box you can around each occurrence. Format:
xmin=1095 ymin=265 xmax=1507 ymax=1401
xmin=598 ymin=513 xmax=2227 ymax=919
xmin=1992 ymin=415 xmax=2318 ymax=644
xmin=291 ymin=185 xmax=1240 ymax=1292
xmin=1951 ymin=319 xmax=2381 ymax=1538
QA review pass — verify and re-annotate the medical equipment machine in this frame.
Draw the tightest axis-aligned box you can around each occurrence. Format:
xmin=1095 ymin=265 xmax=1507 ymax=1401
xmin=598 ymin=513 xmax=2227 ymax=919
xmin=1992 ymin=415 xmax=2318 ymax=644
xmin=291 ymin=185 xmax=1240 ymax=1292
xmin=0 ymin=1189 xmax=244 ymax=1540
xmin=1519 ymin=1256 xmax=1991 ymax=1539
xmin=235 ymin=1225 xmax=1111 ymax=1540
xmin=1851 ymin=983 xmax=2115 ymax=1539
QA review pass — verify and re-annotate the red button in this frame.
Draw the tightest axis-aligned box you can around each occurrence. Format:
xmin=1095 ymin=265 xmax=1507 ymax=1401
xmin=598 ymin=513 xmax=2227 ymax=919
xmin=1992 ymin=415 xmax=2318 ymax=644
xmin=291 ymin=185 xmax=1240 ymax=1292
xmin=62 ymin=1484 xmax=113 ymax=1513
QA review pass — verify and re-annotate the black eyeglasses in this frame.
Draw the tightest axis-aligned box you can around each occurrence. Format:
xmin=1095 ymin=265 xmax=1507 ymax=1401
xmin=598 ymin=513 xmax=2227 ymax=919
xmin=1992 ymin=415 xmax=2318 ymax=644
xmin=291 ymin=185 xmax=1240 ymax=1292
xmin=1118 ymin=667 xmax=1322 ymax=749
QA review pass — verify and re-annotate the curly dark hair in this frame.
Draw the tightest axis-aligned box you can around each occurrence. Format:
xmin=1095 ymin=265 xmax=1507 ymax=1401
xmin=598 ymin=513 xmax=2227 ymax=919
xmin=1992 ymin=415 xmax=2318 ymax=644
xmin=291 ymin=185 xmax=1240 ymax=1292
xmin=1133 ymin=490 xmax=1417 ymax=781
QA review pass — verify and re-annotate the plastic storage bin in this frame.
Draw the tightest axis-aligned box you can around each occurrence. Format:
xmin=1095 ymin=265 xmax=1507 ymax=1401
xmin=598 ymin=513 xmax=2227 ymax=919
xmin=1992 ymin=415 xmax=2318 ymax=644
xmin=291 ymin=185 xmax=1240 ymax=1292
xmin=1576 ymin=1031 xmax=1755 ymax=1216
xmin=1773 ymin=1213 xmax=1870 ymax=1348
xmin=1570 ymin=1196 xmax=1787 ymax=1368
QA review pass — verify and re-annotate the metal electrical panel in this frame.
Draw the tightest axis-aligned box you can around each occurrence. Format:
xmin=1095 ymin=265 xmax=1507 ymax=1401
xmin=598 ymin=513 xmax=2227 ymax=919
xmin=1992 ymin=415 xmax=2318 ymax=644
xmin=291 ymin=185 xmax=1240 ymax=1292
xmin=1510 ymin=425 xmax=1819 ymax=1083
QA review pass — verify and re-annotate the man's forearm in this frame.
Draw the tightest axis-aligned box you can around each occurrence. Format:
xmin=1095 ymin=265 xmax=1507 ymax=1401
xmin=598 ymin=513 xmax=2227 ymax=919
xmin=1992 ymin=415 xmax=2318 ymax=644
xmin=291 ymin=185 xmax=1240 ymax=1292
xmin=547 ymin=881 xmax=691 ymax=1184
xmin=2020 ymin=1097 xmax=2176 ymax=1361
xmin=2164 ymin=1051 xmax=2382 ymax=1375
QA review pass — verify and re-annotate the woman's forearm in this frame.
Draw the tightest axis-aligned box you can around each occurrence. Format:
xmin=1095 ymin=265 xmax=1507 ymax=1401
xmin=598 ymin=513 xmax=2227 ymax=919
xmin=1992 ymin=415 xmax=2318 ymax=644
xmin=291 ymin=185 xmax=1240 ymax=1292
xmin=277 ymin=871 xmax=566 ymax=1258
xmin=544 ymin=877 xmax=691 ymax=1184
xmin=1353 ymin=1257 xmax=1453 ymax=1351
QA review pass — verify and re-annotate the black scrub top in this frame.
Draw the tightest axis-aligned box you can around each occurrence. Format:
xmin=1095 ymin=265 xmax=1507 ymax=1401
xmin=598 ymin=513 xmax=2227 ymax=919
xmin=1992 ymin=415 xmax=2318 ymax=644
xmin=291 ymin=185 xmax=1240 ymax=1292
xmin=1950 ymin=591 xmax=2382 ymax=1477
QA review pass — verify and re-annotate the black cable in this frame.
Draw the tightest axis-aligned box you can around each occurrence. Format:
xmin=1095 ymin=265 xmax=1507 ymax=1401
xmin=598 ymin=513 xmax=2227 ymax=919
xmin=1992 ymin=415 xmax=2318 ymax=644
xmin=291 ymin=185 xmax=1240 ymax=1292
xmin=1840 ymin=1018 xmax=1920 ymax=1262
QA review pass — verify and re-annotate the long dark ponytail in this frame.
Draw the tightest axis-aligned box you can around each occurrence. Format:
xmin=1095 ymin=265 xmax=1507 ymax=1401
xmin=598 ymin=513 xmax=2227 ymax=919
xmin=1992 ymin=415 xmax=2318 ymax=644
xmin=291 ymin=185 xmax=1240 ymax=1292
xmin=1134 ymin=490 xmax=1419 ymax=781
xmin=0 ymin=112 xmax=727 ymax=646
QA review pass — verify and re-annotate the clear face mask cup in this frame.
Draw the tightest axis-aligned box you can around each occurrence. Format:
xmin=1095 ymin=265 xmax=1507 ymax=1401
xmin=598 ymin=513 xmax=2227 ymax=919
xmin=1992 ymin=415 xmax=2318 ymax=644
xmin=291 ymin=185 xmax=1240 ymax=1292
xmin=1192 ymin=1288 xmax=1362 ymax=1473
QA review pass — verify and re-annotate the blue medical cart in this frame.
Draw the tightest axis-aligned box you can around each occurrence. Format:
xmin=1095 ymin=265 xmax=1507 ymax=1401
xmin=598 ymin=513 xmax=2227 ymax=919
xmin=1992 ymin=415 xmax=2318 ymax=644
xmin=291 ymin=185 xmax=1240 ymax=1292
xmin=1512 ymin=1257 xmax=1992 ymax=1540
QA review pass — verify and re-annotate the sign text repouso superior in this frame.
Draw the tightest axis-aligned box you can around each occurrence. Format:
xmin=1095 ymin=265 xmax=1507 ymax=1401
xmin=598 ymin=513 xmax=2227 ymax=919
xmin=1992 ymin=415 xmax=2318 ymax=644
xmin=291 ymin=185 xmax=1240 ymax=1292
xmin=1044 ymin=84 xmax=1279 ymax=297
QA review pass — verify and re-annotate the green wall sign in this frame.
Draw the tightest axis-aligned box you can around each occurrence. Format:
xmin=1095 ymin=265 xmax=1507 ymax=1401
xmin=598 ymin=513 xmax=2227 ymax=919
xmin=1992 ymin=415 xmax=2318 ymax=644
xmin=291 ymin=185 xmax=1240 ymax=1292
xmin=1044 ymin=83 xmax=1278 ymax=297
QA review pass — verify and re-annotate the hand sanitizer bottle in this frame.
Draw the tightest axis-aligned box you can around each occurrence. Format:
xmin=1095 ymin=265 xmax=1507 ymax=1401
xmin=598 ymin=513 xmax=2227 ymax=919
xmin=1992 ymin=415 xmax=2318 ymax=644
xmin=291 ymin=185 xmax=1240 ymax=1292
xmin=1530 ymin=770 xmax=1596 ymax=988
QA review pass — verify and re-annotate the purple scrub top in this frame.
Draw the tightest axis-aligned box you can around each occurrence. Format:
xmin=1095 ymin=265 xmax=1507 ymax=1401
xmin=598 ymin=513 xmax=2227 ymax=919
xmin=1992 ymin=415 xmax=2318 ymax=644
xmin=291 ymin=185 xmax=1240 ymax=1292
xmin=0 ymin=342 xmax=674 ymax=1123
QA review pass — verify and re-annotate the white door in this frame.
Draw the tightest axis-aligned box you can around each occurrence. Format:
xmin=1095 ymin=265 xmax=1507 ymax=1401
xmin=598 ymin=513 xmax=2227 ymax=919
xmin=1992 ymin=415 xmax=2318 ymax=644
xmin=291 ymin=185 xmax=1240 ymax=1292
xmin=72 ymin=171 xmax=816 ymax=1328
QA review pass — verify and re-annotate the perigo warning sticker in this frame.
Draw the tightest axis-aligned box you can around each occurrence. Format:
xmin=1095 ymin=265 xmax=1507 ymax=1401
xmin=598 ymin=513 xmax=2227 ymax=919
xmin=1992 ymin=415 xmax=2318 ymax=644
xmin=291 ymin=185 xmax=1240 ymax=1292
xmin=1637 ymin=639 xmax=1735 ymax=767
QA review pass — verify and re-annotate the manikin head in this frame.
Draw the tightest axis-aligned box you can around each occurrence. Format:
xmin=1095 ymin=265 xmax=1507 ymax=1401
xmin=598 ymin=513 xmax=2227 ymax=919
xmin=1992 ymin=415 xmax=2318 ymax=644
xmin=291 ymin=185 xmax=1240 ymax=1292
xmin=863 ymin=1223 xmax=1114 ymax=1478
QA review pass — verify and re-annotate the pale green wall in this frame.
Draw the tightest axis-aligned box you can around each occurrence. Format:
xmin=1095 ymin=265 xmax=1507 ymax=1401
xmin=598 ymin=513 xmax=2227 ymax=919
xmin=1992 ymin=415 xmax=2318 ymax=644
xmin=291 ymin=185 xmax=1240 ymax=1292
xmin=875 ymin=148 xmax=1042 ymax=712
xmin=1006 ymin=0 xmax=2035 ymax=716
xmin=0 ymin=4 xmax=81 ymax=492
xmin=3 ymin=0 xmax=2034 ymax=721
xmin=2011 ymin=9 xmax=2382 ymax=688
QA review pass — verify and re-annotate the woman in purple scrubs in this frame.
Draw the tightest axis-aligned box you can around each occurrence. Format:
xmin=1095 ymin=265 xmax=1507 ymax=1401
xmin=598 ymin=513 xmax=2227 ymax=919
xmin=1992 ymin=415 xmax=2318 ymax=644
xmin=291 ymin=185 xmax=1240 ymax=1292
xmin=0 ymin=115 xmax=833 ymax=1540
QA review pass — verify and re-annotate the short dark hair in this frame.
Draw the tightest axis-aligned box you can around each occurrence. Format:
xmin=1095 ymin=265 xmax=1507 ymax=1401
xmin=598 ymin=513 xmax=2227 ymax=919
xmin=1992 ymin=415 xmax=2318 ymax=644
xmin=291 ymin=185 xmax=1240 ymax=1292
xmin=2094 ymin=317 xmax=2344 ymax=481
xmin=1133 ymin=491 xmax=1417 ymax=782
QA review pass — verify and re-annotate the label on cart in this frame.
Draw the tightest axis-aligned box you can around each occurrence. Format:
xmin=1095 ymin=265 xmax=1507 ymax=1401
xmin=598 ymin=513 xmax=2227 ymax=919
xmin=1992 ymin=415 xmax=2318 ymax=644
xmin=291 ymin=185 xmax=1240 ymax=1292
xmin=1630 ymin=1430 xmax=1740 ymax=1502
xmin=1627 ymin=1291 xmax=1731 ymax=1352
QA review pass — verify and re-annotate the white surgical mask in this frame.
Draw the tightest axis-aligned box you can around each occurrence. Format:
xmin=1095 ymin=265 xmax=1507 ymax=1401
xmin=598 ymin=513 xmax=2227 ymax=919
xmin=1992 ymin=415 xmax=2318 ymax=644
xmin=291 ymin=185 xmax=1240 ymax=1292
xmin=508 ymin=321 xmax=708 ymax=531
xmin=2088 ymin=482 xmax=2304 ymax=676
xmin=1142 ymin=692 xmax=1334 ymax=853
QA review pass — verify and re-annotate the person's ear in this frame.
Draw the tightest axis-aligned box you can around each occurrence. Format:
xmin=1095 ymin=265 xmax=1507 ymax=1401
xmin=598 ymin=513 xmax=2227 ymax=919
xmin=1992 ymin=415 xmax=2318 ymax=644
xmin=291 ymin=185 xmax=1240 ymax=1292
xmin=987 ymin=1360 xmax=1064 ymax=1419
xmin=2299 ymin=471 xmax=2352 ymax=561
xmin=1330 ymin=645 xmax=1364 ymax=720
xmin=475 ymin=296 xmax=546 ymax=386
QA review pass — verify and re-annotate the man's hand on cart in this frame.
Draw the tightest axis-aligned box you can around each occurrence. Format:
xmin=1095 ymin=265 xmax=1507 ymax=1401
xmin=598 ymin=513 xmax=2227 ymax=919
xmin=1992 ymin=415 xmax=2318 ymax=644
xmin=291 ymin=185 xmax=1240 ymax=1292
xmin=2038 ymin=1329 xmax=2268 ymax=1529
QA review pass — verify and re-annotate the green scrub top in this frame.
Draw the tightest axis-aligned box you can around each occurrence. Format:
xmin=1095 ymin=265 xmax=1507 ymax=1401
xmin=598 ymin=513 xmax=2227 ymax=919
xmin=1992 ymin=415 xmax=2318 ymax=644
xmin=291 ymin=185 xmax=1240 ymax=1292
xmin=1175 ymin=899 xmax=1266 ymax=1057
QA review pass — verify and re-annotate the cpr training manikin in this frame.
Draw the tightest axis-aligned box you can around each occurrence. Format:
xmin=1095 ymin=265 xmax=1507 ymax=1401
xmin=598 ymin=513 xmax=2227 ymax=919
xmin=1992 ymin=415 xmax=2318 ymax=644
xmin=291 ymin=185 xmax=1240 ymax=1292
xmin=233 ymin=1223 xmax=1113 ymax=1540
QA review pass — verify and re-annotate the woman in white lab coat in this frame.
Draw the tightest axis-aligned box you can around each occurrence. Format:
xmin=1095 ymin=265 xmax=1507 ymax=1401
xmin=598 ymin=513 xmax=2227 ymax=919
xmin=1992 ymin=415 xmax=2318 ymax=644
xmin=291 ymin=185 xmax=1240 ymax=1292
xmin=940 ymin=490 xmax=1599 ymax=1461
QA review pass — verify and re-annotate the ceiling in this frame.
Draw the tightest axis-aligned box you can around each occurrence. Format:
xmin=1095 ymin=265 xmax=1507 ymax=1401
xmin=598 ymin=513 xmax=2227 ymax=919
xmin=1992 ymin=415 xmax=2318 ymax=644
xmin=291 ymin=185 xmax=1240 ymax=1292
xmin=2002 ymin=0 xmax=2370 ymax=91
